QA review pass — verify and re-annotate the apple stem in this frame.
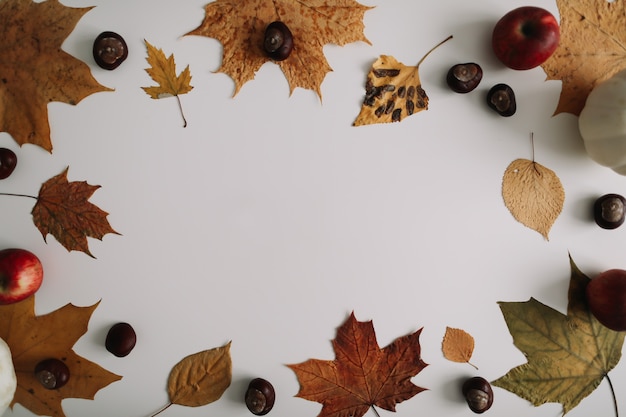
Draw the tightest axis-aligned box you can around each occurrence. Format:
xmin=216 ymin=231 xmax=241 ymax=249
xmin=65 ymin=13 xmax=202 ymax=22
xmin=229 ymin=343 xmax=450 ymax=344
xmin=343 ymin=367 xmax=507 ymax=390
xmin=416 ymin=35 xmax=453 ymax=67
xmin=0 ymin=192 xmax=37 ymax=200
xmin=147 ymin=402 xmax=173 ymax=417
xmin=605 ymin=373 xmax=619 ymax=417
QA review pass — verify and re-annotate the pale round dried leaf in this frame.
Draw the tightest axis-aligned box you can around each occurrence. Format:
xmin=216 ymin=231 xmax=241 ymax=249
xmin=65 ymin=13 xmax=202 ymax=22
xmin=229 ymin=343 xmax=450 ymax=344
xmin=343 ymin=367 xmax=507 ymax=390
xmin=442 ymin=327 xmax=475 ymax=365
xmin=502 ymin=159 xmax=565 ymax=240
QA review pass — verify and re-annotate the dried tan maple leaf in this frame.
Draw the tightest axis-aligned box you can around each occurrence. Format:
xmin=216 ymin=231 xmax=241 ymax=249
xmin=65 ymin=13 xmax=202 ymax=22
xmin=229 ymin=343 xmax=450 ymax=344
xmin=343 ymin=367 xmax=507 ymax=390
xmin=0 ymin=0 xmax=111 ymax=152
xmin=287 ymin=312 xmax=428 ymax=417
xmin=0 ymin=296 xmax=122 ymax=417
xmin=353 ymin=36 xmax=452 ymax=126
xmin=185 ymin=0 xmax=372 ymax=97
xmin=142 ymin=40 xmax=193 ymax=127
xmin=442 ymin=327 xmax=477 ymax=369
xmin=493 ymin=256 xmax=624 ymax=415
xmin=31 ymin=167 xmax=119 ymax=257
xmin=541 ymin=0 xmax=626 ymax=116
xmin=502 ymin=158 xmax=564 ymax=240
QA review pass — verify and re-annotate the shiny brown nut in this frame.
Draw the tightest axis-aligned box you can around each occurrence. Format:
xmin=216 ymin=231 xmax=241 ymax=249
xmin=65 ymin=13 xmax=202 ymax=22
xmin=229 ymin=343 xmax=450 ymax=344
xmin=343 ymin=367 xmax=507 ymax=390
xmin=462 ymin=376 xmax=493 ymax=414
xmin=93 ymin=31 xmax=128 ymax=70
xmin=35 ymin=358 xmax=70 ymax=390
xmin=263 ymin=21 xmax=293 ymax=61
xmin=245 ymin=377 xmax=275 ymax=415
xmin=594 ymin=193 xmax=626 ymax=229
xmin=446 ymin=63 xmax=483 ymax=93
xmin=105 ymin=322 xmax=136 ymax=357
xmin=0 ymin=148 xmax=17 ymax=180
xmin=486 ymin=83 xmax=516 ymax=116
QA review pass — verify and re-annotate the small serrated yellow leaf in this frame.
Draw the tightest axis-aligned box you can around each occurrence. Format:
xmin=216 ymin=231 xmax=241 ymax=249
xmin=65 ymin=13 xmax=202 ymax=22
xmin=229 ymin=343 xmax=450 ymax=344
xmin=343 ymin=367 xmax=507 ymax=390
xmin=442 ymin=326 xmax=477 ymax=369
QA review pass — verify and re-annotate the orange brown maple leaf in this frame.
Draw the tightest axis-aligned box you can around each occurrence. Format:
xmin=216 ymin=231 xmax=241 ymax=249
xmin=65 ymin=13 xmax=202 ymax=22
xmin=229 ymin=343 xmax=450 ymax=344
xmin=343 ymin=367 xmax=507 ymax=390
xmin=287 ymin=312 xmax=428 ymax=417
xmin=541 ymin=0 xmax=626 ymax=116
xmin=185 ymin=0 xmax=372 ymax=98
xmin=0 ymin=0 xmax=112 ymax=152
xmin=31 ymin=167 xmax=119 ymax=257
xmin=0 ymin=296 xmax=122 ymax=417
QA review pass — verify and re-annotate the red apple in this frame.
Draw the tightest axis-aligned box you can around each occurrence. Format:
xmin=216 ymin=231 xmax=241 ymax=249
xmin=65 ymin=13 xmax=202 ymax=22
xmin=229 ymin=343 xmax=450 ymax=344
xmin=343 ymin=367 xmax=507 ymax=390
xmin=492 ymin=6 xmax=560 ymax=70
xmin=586 ymin=269 xmax=626 ymax=332
xmin=0 ymin=248 xmax=43 ymax=305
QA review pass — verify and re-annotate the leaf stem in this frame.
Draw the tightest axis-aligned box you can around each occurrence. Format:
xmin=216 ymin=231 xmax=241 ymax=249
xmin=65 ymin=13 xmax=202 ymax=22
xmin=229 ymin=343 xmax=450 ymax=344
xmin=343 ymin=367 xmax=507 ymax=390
xmin=416 ymin=35 xmax=453 ymax=67
xmin=606 ymin=374 xmax=619 ymax=417
xmin=0 ymin=192 xmax=37 ymax=200
xmin=370 ymin=405 xmax=382 ymax=417
xmin=176 ymin=95 xmax=187 ymax=128
xmin=148 ymin=402 xmax=173 ymax=417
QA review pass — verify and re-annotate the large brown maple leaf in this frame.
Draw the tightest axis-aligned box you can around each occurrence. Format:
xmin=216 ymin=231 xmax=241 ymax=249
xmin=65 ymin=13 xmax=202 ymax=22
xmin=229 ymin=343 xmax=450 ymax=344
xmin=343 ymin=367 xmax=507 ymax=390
xmin=0 ymin=0 xmax=111 ymax=152
xmin=0 ymin=296 xmax=122 ymax=417
xmin=186 ymin=0 xmax=372 ymax=98
xmin=541 ymin=0 xmax=626 ymax=116
xmin=287 ymin=312 xmax=428 ymax=417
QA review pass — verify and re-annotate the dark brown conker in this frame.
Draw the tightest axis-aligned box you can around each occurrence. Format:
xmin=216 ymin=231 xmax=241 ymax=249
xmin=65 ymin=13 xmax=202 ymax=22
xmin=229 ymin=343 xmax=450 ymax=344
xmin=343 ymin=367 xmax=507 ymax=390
xmin=446 ymin=63 xmax=483 ymax=93
xmin=593 ymin=193 xmax=626 ymax=229
xmin=34 ymin=358 xmax=70 ymax=390
xmin=462 ymin=376 xmax=493 ymax=414
xmin=105 ymin=322 xmax=136 ymax=357
xmin=0 ymin=148 xmax=17 ymax=180
xmin=263 ymin=21 xmax=293 ymax=61
xmin=486 ymin=83 xmax=516 ymax=117
xmin=245 ymin=377 xmax=275 ymax=415
xmin=93 ymin=31 xmax=128 ymax=70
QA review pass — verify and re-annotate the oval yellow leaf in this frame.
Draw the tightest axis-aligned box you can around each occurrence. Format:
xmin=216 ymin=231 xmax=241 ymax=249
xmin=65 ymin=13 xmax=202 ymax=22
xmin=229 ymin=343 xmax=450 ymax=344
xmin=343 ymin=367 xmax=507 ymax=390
xmin=502 ymin=159 xmax=565 ymax=240
xmin=167 ymin=341 xmax=232 ymax=407
xmin=442 ymin=327 xmax=477 ymax=369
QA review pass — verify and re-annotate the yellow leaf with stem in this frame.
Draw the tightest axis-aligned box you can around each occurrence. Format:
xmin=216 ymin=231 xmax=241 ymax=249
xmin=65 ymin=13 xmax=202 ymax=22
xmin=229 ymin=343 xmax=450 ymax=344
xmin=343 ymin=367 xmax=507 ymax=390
xmin=142 ymin=40 xmax=193 ymax=127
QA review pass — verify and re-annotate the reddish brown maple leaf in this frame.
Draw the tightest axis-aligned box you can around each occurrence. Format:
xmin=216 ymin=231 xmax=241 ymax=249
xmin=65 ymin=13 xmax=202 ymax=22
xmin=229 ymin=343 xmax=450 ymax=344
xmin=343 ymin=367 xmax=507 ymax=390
xmin=541 ymin=0 xmax=626 ymax=116
xmin=0 ymin=296 xmax=121 ymax=417
xmin=0 ymin=0 xmax=111 ymax=152
xmin=287 ymin=312 xmax=428 ymax=417
xmin=31 ymin=167 xmax=119 ymax=257
xmin=186 ymin=0 xmax=372 ymax=97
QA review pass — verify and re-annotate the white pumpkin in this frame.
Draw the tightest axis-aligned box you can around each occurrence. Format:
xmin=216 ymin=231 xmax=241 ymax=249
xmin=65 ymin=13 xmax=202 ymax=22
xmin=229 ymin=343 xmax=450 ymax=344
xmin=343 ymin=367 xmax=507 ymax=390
xmin=0 ymin=337 xmax=16 ymax=416
xmin=579 ymin=69 xmax=626 ymax=175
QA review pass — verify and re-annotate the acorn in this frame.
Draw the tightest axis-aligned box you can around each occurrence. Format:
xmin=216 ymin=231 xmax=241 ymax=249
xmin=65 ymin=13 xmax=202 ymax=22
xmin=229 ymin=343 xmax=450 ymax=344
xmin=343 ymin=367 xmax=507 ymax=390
xmin=462 ymin=376 xmax=493 ymax=414
xmin=245 ymin=378 xmax=275 ymax=415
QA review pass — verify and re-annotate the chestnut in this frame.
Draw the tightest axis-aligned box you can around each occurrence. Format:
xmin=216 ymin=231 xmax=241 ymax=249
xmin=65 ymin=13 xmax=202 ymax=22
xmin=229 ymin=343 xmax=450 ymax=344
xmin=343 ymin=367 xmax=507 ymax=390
xmin=245 ymin=377 xmax=275 ymax=415
xmin=93 ymin=31 xmax=128 ymax=70
xmin=105 ymin=322 xmax=136 ymax=357
xmin=462 ymin=376 xmax=493 ymax=414
xmin=34 ymin=358 xmax=70 ymax=390
xmin=486 ymin=83 xmax=516 ymax=117
xmin=594 ymin=193 xmax=626 ymax=229
xmin=263 ymin=21 xmax=293 ymax=61
xmin=0 ymin=148 xmax=17 ymax=180
xmin=446 ymin=63 xmax=483 ymax=93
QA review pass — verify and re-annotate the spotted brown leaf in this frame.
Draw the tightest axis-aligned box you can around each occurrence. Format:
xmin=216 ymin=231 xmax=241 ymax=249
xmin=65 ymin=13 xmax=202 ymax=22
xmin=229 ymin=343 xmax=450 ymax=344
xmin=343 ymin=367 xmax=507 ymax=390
xmin=354 ymin=36 xmax=451 ymax=126
xmin=185 ymin=0 xmax=372 ymax=97
xmin=31 ymin=167 xmax=119 ymax=257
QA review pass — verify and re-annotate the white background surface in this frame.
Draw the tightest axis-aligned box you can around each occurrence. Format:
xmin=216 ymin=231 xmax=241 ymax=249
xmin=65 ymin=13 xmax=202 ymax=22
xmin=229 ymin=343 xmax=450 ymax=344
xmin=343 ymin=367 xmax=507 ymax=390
xmin=1 ymin=0 xmax=625 ymax=416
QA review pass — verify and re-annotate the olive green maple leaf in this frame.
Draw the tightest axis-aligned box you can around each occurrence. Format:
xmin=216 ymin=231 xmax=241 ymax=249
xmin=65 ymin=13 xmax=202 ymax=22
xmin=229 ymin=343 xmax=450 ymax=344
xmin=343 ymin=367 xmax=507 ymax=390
xmin=493 ymin=256 xmax=624 ymax=415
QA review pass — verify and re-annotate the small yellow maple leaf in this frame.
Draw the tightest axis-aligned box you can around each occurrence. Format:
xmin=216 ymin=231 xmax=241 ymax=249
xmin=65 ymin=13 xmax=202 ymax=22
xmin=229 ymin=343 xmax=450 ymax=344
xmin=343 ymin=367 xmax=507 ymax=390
xmin=142 ymin=40 xmax=193 ymax=127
